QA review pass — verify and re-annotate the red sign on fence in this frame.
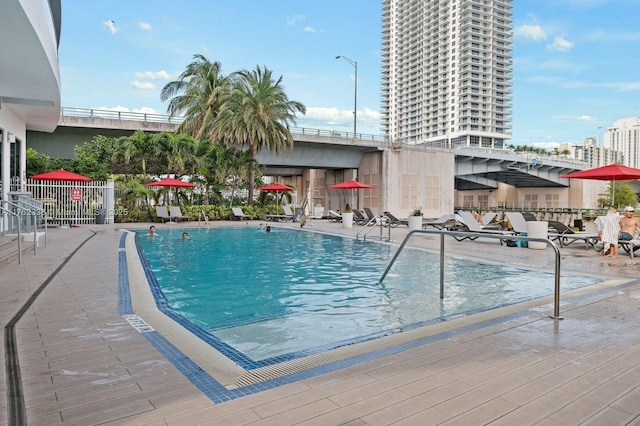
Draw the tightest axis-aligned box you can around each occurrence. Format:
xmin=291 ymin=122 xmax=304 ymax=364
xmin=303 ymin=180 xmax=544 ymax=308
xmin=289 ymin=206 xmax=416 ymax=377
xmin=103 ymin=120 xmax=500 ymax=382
xmin=71 ymin=188 xmax=82 ymax=201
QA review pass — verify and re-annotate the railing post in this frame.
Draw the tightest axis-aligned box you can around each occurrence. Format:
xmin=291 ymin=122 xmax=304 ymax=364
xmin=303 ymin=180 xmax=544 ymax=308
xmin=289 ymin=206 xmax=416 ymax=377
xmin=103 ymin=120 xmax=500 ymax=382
xmin=440 ymin=234 xmax=445 ymax=299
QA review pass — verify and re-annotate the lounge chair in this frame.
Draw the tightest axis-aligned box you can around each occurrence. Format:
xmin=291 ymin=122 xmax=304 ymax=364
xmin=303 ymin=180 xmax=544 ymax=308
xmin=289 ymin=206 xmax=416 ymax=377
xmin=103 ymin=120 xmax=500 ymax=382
xmin=482 ymin=212 xmax=498 ymax=226
xmin=505 ymin=212 xmax=529 ymax=234
xmin=231 ymin=207 xmax=255 ymax=220
xmin=521 ymin=212 xmax=538 ymax=221
xmin=327 ymin=210 xmax=342 ymax=223
xmin=169 ymin=206 xmax=188 ymax=222
xmin=352 ymin=209 xmax=368 ymax=225
xmin=382 ymin=211 xmax=404 ymax=227
xmin=423 ymin=213 xmax=458 ymax=230
xmin=546 ymin=220 xmax=600 ymax=249
xmin=363 ymin=207 xmax=380 ymax=225
xmin=619 ymin=234 xmax=640 ymax=258
xmin=283 ymin=205 xmax=296 ymax=222
xmin=453 ymin=211 xmax=516 ymax=243
xmin=264 ymin=205 xmax=295 ymax=222
xmin=155 ymin=206 xmax=172 ymax=223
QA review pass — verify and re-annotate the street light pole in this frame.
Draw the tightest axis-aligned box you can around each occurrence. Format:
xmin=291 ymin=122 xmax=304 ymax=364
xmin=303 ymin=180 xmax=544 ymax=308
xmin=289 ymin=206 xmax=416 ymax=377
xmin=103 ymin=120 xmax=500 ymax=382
xmin=336 ymin=55 xmax=357 ymax=138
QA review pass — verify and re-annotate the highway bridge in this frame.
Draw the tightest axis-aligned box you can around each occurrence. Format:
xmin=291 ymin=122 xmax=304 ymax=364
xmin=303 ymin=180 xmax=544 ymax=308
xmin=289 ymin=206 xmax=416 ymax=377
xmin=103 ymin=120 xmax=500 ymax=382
xmin=27 ymin=107 xmax=585 ymax=190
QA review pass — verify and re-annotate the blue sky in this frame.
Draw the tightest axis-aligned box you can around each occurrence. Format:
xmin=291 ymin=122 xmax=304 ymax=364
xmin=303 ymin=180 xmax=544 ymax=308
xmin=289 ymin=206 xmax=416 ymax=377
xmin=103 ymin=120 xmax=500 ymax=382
xmin=59 ymin=0 xmax=640 ymax=149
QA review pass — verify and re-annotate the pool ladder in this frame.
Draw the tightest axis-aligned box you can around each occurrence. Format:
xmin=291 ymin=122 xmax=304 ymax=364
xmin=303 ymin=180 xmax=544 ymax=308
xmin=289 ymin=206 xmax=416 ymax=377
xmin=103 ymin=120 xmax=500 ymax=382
xmin=356 ymin=215 xmax=391 ymax=241
xmin=379 ymin=228 xmax=564 ymax=320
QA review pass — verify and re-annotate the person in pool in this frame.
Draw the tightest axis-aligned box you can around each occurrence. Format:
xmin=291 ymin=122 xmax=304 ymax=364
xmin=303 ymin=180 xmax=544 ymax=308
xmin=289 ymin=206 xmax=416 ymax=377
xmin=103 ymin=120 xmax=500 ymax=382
xmin=147 ymin=225 xmax=157 ymax=236
xmin=182 ymin=232 xmax=189 ymax=240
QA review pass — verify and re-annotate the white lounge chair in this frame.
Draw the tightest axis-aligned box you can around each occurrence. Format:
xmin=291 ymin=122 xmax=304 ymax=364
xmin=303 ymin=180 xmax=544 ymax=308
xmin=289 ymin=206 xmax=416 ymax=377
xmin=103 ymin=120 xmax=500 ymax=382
xmin=327 ymin=210 xmax=342 ymax=223
xmin=283 ymin=205 xmax=296 ymax=221
xmin=232 ymin=207 xmax=254 ymax=220
xmin=265 ymin=205 xmax=295 ymax=222
xmin=169 ymin=206 xmax=188 ymax=222
xmin=155 ymin=206 xmax=171 ymax=223
xmin=453 ymin=211 xmax=516 ymax=243
xmin=423 ymin=213 xmax=457 ymax=229
xmin=505 ymin=212 xmax=529 ymax=234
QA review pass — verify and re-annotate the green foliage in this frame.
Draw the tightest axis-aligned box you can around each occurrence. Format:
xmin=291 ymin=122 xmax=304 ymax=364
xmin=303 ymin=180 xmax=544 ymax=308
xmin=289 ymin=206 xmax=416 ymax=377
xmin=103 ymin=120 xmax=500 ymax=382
xmin=26 ymin=148 xmax=63 ymax=176
xmin=597 ymin=182 xmax=638 ymax=208
xmin=411 ymin=207 xmax=423 ymax=216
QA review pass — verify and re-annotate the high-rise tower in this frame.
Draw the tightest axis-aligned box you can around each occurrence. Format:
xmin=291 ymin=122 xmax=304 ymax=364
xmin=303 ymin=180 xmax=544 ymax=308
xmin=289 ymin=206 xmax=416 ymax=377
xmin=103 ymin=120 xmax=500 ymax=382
xmin=381 ymin=0 xmax=513 ymax=148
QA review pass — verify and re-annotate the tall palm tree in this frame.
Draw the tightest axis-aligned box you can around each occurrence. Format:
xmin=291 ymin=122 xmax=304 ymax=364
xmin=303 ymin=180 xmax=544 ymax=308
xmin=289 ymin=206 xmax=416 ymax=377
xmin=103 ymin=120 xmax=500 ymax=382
xmin=160 ymin=54 xmax=233 ymax=140
xmin=212 ymin=65 xmax=306 ymax=204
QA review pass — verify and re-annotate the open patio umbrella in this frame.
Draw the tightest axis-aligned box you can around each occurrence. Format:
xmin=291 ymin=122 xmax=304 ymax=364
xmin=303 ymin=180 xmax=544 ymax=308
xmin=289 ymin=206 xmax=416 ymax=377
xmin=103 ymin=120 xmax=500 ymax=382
xmin=31 ymin=169 xmax=92 ymax=182
xmin=144 ymin=177 xmax=196 ymax=188
xmin=145 ymin=177 xmax=196 ymax=210
xmin=559 ymin=163 xmax=640 ymax=204
xmin=259 ymin=182 xmax=294 ymax=213
xmin=328 ymin=179 xmax=374 ymax=209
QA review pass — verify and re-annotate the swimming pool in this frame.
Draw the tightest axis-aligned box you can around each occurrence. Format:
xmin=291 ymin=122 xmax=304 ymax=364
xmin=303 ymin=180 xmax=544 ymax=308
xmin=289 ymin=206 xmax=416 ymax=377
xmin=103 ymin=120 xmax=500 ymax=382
xmin=136 ymin=227 xmax=601 ymax=363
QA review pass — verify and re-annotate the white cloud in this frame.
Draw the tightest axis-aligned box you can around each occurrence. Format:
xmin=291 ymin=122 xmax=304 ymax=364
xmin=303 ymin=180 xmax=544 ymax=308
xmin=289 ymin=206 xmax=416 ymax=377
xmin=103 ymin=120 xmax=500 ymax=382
xmin=133 ymin=70 xmax=171 ymax=80
xmin=130 ymin=81 xmax=155 ymax=90
xmin=515 ymin=25 xmax=546 ymax=42
xmin=547 ymin=36 xmax=573 ymax=52
xmin=303 ymin=26 xmax=316 ymax=33
xmin=139 ymin=22 xmax=152 ymax=31
xmin=104 ymin=20 xmax=118 ymax=35
xmin=286 ymin=14 xmax=305 ymax=26
xmin=298 ymin=107 xmax=380 ymax=135
xmin=576 ymin=115 xmax=597 ymax=122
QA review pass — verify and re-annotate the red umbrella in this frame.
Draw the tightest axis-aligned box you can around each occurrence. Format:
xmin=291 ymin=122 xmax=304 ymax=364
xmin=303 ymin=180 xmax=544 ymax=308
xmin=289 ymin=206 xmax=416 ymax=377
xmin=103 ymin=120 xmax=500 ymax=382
xmin=559 ymin=163 xmax=640 ymax=204
xmin=259 ymin=182 xmax=294 ymax=192
xmin=146 ymin=178 xmax=196 ymax=207
xmin=31 ymin=169 xmax=92 ymax=182
xmin=259 ymin=183 xmax=294 ymax=212
xmin=328 ymin=179 xmax=374 ymax=209
xmin=328 ymin=179 xmax=374 ymax=189
xmin=145 ymin=177 xmax=196 ymax=188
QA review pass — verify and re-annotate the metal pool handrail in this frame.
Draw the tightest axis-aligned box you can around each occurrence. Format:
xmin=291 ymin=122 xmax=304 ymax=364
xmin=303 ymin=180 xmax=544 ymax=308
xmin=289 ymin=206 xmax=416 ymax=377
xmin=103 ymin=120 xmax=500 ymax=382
xmin=356 ymin=215 xmax=391 ymax=241
xmin=0 ymin=206 xmax=22 ymax=264
xmin=379 ymin=229 xmax=563 ymax=320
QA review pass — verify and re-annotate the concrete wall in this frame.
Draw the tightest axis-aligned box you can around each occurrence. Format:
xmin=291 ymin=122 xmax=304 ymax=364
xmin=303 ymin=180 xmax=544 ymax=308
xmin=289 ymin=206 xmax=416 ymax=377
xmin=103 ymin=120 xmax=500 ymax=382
xmin=382 ymin=146 xmax=455 ymax=218
xmin=455 ymin=179 xmax=609 ymax=209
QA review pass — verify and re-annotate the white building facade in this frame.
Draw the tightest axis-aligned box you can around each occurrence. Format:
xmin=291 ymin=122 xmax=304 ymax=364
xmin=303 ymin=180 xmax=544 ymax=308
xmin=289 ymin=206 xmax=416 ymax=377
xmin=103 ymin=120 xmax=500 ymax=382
xmin=381 ymin=0 xmax=513 ymax=149
xmin=605 ymin=117 xmax=640 ymax=168
xmin=561 ymin=138 xmax=624 ymax=168
xmin=0 ymin=0 xmax=61 ymax=203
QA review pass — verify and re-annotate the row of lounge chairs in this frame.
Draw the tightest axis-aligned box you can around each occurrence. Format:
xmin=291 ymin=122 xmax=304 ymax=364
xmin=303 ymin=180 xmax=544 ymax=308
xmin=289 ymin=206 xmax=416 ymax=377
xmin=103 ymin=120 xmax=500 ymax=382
xmin=155 ymin=206 xmax=189 ymax=223
xmin=327 ymin=208 xmax=639 ymax=255
xmin=231 ymin=206 xmax=298 ymax=222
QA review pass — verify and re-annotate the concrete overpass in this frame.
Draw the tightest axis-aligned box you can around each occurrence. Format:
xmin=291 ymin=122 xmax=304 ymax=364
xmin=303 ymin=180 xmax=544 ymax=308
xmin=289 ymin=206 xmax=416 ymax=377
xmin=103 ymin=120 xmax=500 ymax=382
xmin=27 ymin=107 xmax=585 ymax=189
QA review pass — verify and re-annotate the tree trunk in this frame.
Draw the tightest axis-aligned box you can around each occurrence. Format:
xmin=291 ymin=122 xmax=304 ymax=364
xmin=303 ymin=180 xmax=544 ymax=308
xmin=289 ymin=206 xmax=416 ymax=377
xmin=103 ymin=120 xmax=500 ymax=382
xmin=247 ymin=147 xmax=257 ymax=205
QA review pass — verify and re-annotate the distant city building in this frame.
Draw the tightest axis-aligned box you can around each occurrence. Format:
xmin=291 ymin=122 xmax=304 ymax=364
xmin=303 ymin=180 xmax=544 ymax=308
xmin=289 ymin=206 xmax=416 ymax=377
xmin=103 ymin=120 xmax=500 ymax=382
xmin=561 ymin=138 xmax=623 ymax=168
xmin=605 ymin=117 xmax=640 ymax=168
xmin=381 ymin=0 xmax=513 ymax=149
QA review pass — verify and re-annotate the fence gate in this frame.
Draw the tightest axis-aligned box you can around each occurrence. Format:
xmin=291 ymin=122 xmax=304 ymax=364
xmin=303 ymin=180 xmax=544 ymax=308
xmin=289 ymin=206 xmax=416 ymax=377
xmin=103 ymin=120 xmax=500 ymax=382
xmin=26 ymin=180 xmax=114 ymax=225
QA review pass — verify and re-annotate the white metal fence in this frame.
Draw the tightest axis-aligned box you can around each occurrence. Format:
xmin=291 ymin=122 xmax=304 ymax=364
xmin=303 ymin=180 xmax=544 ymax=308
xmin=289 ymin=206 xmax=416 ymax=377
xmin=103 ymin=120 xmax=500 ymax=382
xmin=26 ymin=180 xmax=115 ymax=225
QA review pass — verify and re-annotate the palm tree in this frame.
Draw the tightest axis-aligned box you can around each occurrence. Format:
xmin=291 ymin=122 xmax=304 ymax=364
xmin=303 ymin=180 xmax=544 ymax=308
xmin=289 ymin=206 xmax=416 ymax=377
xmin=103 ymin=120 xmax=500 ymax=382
xmin=160 ymin=54 xmax=233 ymax=140
xmin=212 ymin=65 xmax=306 ymax=204
xmin=113 ymin=130 xmax=159 ymax=179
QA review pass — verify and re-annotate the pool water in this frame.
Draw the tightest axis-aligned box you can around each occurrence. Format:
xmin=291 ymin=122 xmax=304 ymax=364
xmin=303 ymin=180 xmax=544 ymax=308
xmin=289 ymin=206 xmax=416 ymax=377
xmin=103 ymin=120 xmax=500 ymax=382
xmin=137 ymin=227 xmax=600 ymax=361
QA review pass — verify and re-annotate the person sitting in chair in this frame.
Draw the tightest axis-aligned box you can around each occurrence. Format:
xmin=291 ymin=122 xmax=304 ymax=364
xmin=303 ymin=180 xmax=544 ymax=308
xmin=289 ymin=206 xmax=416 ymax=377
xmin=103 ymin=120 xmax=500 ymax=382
xmin=619 ymin=206 xmax=640 ymax=241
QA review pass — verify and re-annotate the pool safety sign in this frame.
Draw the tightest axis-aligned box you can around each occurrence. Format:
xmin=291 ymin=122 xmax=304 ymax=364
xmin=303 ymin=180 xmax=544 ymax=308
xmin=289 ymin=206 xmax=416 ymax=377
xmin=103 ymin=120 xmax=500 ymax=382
xmin=71 ymin=188 xmax=82 ymax=201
